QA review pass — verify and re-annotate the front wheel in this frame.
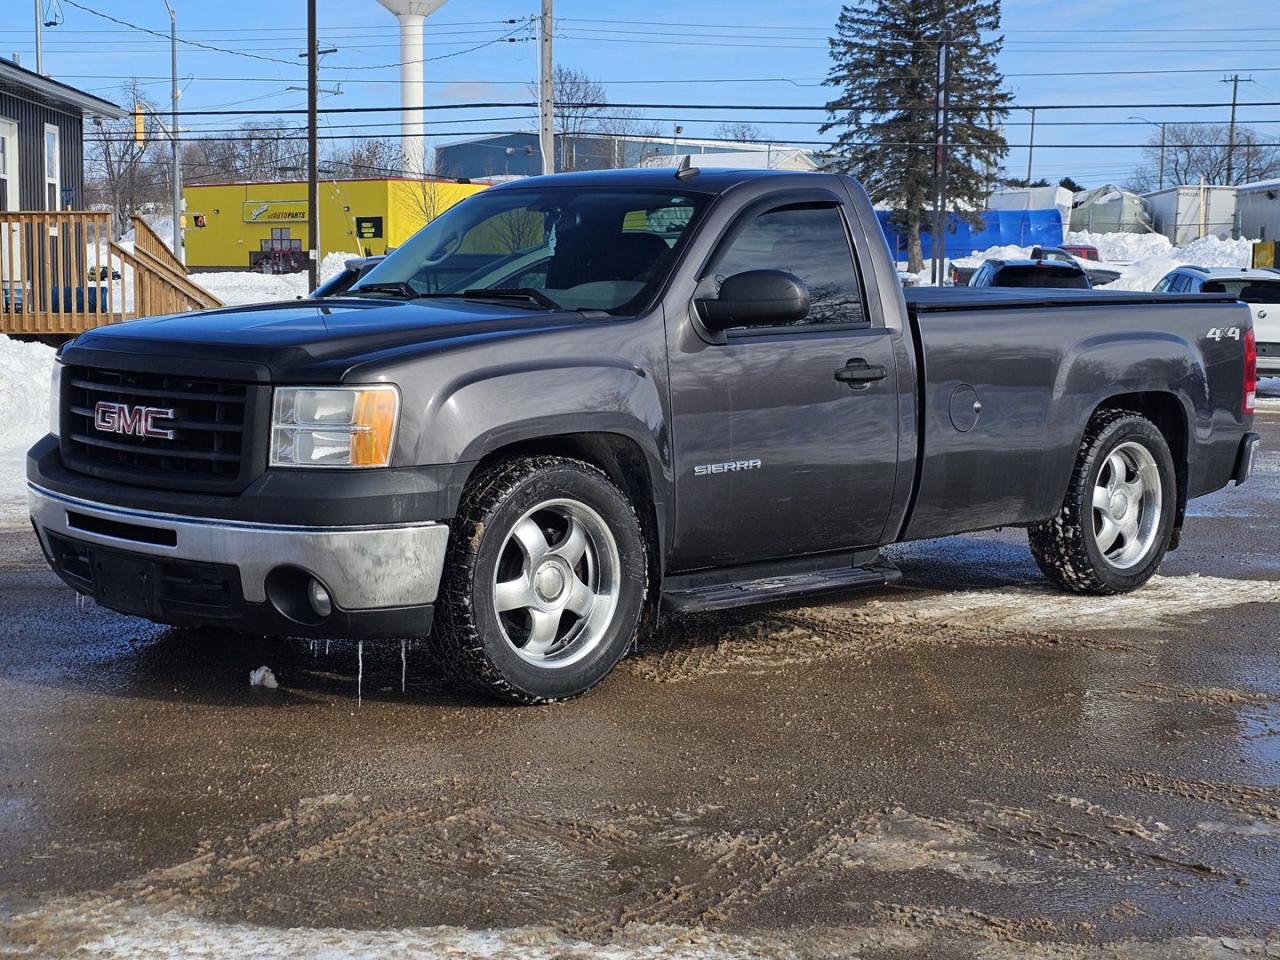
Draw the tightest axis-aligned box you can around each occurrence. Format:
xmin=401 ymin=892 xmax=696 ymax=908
xmin=1029 ymin=411 xmax=1177 ymax=595
xmin=434 ymin=456 xmax=648 ymax=703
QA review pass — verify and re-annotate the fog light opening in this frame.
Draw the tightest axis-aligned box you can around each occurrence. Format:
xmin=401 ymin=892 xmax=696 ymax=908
xmin=308 ymin=578 xmax=333 ymax=618
xmin=264 ymin=566 xmax=333 ymax=625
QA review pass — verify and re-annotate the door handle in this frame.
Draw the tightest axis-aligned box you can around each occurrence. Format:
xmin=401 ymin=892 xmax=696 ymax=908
xmin=834 ymin=359 xmax=887 ymax=389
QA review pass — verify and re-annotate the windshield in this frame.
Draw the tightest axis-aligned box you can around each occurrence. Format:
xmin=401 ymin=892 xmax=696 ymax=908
xmin=353 ymin=187 xmax=711 ymax=313
xmin=1201 ymin=278 xmax=1280 ymax=303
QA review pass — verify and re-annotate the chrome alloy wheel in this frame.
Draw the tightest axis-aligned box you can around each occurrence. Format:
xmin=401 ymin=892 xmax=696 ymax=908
xmin=492 ymin=498 xmax=622 ymax=668
xmin=1092 ymin=441 xmax=1163 ymax=571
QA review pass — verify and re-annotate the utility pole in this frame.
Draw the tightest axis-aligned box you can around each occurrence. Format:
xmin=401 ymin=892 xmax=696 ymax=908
xmin=1222 ymin=74 xmax=1255 ymax=186
xmin=306 ymin=0 xmax=319 ymax=292
xmin=34 ymin=0 xmax=43 ymax=74
xmin=931 ymin=29 xmax=952 ymax=287
xmin=1025 ymin=106 xmax=1036 ymax=184
xmin=164 ymin=0 xmax=182 ymax=264
xmin=538 ymin=0 xmax=554 ymax=175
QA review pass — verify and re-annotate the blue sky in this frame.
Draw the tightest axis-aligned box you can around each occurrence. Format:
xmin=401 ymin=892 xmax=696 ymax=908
xmin=10 ymin=0 xmax=1280 ymax=188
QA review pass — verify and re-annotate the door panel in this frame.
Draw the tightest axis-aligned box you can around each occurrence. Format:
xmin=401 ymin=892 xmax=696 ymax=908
xmin=669 ymin=326 xmax=899 ymax=568
xmin=666 ymin=200 xmax=900 ymax=570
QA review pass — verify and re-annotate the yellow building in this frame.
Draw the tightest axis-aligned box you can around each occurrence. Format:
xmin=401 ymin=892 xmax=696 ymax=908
xmin=182 ymin=177 xmax=486 ymax=270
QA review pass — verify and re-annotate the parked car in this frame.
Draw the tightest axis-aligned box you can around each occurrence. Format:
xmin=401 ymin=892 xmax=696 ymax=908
xmin=1061 ymin=244 xmax=1101 ymax=261
xmin=312 ymin=256 xmax=385 ymax=298
xmin=29 ymin=168 xmax=1259 ymax=702
xmin=968 ymin=257 xmax=1093 ymax=289
xmin=1156 ymin=265 xmax=1280 ymax=375
xmin=1029 ymin=246 xmax=1121 ymax=286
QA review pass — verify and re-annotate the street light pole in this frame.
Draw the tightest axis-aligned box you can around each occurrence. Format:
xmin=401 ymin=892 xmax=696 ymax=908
xmin=163 ymin=0 xmax=182 ymax=264
xmin=538 ymin=0 xmax=554 ymax=176
xmin=34 ymin=0 xmax=44 ymax=74
xmin=306 ymin=0 xmax=319 ymax=293
xmin=1129 ymin=116 xmax=1166 ymax=190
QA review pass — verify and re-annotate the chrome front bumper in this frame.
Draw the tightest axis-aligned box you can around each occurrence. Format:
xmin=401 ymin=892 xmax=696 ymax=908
xmin=28 ymin=483 xmax=449 ymax=610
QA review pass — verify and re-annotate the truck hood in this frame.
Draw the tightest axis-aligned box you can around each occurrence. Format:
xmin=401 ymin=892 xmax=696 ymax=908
xmin=63 ymin=297 xmax=607 ymax=382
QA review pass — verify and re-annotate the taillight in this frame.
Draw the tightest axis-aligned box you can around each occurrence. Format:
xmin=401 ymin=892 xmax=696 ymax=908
xmin=1244 ymin=326 xmax=1257 ymax=416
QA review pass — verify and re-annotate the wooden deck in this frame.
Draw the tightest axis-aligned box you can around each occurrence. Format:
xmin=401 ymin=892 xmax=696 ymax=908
xmin=0 ymin=212 xmax=221 ymax=337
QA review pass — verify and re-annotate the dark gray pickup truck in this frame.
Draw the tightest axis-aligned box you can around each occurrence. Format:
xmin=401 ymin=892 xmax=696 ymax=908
xmin=28 ymin=168 xmax=1261 ymax=702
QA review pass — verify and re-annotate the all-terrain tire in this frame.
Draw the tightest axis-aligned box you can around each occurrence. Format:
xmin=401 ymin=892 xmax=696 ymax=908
xmin=433 ymin=456 xmax=648 ymax=703
xmin=1028 ymin=410 xmax=1177 ymax=595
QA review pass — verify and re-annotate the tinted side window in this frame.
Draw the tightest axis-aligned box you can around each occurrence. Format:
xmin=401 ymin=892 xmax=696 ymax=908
xmin=711 ymin=205 xmax=865 ymax=326
xmin=1154 ymin=275 xmax=1172 ymax=292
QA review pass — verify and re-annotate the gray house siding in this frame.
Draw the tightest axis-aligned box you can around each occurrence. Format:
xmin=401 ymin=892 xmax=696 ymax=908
xmin=0 ymin=85 xmax=85 ymax=210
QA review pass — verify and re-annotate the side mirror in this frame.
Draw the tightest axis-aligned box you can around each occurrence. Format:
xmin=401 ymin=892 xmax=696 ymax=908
xmin=696 ymin=270 xmax=810 ymax=331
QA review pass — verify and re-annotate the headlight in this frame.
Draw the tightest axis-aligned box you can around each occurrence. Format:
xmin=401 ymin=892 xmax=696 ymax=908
xmin=270 ymin=385 xmax=400 ymax=468
xmin=49 ymin=362 xmax=62 ymax=438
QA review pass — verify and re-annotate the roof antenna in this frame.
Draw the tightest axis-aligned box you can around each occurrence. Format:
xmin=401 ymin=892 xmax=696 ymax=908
xmin=675 ymin=154 xmax=700 ymax=181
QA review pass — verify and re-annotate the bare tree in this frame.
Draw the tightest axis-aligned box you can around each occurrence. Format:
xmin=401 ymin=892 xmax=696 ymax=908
xmin=527 ymin=66 xmax=659 ymax=170
xmin=183 ymin=122 xmax=307 ymax=184
xmin=83 ymin=80 xmax=167 ymax=238
xmin=714 ymin=121 xmax=763 ymax=144
xmin=325 ymin=138 xmax=403 ymax=178
xmin=1128 ymin=123 xmax=1280 ymax=191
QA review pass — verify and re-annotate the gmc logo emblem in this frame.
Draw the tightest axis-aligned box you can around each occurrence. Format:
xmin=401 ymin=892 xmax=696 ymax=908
xmin=93 ymin=401 xmax=175 ymax=440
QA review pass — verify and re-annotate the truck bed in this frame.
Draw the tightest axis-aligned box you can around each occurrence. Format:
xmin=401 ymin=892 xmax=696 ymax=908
xmin=905 ymin=287 xmax=1242 ymax=312
xmin=897 ymin=285 xmax=1252 ymax=543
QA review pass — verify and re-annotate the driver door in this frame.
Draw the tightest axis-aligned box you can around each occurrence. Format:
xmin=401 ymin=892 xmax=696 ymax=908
xmin=666 ymin=200 xmax=900 ymax=569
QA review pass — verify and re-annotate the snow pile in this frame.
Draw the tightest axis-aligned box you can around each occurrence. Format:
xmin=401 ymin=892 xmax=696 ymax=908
xmin=1065 ymin=230 xmax=1172 ymax=263
xmin=0 ymin=335 xmax=56 ymax=527
xmin=191 ymin=252 xmax=353 ymax=307
xmin=1105 ymin=234 xmax=1254 ymax=292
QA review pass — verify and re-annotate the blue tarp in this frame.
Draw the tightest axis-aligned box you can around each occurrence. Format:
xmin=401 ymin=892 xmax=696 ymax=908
xmin=876 ymin=209 xmax=1065 ymax=261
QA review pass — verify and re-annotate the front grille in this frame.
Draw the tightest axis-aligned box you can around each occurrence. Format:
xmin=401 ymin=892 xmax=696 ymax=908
xmin=62 ymin=364 xmax=269 ymax=493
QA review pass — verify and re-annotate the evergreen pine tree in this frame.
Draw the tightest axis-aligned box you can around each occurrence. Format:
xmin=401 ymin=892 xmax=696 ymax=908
xmin=821 ymin=0 xmax=1009 ymax=273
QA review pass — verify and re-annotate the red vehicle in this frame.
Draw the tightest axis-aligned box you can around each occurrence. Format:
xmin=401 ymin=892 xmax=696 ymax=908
xmin=1061 ymin=244 xmax=1100 ymax=261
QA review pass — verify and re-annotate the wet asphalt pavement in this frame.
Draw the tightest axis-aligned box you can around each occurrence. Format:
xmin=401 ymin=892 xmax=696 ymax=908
xmin=2 ymin=395 xmax=1280 ymax=958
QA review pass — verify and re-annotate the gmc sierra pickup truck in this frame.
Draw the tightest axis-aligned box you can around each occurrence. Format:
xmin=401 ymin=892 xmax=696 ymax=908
xmin=28 ymin=168 xmax=1261 ymax=702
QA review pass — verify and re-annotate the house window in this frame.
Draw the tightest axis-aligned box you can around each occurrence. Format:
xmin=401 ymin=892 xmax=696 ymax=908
xmin=44 ymin=124 xmax=61 ymax=211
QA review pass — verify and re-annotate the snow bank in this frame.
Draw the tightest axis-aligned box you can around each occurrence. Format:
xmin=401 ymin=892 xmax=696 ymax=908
xmin=1065 ymin=230 xmax=1172 ymax=263
xmin=0 ymin=335 xmax=56 ymax=527
xmin=1103 ymin=234 xmax=1254 ymax=291
xmin=191 ymin=252 xmax=353 ymax=307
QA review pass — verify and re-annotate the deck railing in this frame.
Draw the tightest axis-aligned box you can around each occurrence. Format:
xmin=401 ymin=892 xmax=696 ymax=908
xmin=0 ymin=211 xmax=221 ymax=337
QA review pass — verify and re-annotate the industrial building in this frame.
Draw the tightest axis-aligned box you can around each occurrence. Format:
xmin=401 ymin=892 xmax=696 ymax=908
xmin=1236 ymin=178 xmax=1280 ymax=242
xmin=182 ymin=176 xmax=484 ymax=271
xmin=1143 ymin=185 xmax=1238 ymax=244
xmin=435 ymin=132 xmax=800 ymax=181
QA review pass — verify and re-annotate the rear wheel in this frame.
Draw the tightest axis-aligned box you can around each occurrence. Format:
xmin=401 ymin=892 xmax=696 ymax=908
xmin=1029 ymin=411 xmax=1176 ymax=595
xmin=434 ymin=456 xmax=648 ymax=703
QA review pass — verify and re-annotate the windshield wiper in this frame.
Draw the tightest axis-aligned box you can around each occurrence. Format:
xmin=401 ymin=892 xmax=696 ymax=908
xmin=350 ymin=281 xmax=419 ymax=299
xmin=461 ymin=288 xmax=562 ymax=310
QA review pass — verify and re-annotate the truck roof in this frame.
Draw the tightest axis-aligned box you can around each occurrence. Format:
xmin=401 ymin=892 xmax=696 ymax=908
xmin=1179 ymin=265 xmax=1280 ymax=280
xmin=485 ymin=166 xmax=824 ymax=193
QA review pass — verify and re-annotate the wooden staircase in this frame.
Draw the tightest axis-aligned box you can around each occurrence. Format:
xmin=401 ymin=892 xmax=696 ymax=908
xmin=0 ymin=212 xmax=222 ymax=338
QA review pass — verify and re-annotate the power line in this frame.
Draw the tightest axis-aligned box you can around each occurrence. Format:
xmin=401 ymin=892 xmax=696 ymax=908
xmin=149 ymin=98 xmax=1280 ymax=119
xmin=60 ymin=0 xmax=304 ymax=67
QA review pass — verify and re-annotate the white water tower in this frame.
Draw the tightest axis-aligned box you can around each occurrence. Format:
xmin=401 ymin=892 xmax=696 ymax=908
xmin=377 ymin=0 xmax=448 ymax=176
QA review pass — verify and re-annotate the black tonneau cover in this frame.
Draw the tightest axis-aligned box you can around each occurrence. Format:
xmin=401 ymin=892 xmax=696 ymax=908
xmin=906 ymin=287 xmax=1243 ymax=313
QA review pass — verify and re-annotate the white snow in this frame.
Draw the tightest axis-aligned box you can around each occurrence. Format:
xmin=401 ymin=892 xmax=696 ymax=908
xmin=867 ymin=574 xmax=1280 ymax=634
xmin=0 ymin=336 xmax=56 ymax=527
xmin=0 ymin=908 xmax=779 ymax=959
xmin=248 ymin=666 xmax=278 ymax=689
xmin=191 ymin=252 xmax=353 ymax=308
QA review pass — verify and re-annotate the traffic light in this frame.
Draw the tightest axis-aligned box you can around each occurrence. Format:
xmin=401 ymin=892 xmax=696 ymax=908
xmin=133 ymin=105 xmax=145 ymax=144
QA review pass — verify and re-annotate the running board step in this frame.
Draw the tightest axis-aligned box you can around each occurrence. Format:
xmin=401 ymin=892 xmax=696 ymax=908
xmin=661 ymin=558 xmax=901 ymax=614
